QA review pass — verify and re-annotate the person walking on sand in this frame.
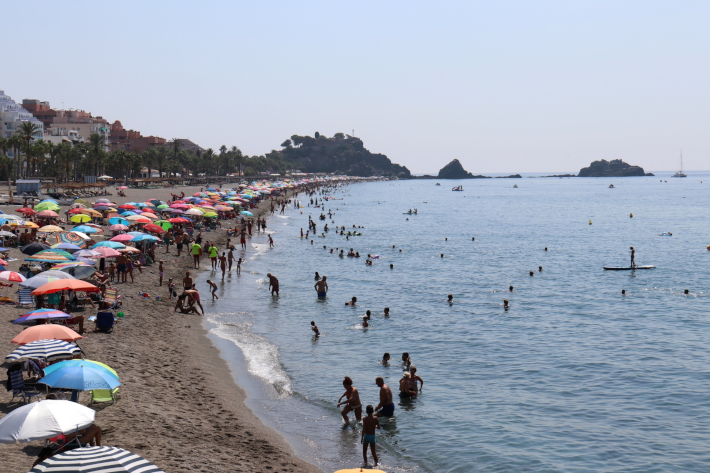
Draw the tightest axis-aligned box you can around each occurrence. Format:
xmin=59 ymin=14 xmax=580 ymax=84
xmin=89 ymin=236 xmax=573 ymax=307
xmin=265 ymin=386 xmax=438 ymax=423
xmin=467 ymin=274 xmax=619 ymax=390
xmin=191 ymin=241 xmax=202 ymax=269
xmin=361 ymin=405 xmax=381 ymax=466
xmin=206 ymin=279 xmax=219 ymax=301
xmin=314 ymin=275 xmax=328 ymax=298
xmin=337 ymin=376 xmax=362 ymax=424
xmin=267 ymin=273 xmax=279 ymax=295
xmin=219 ymin=252 xmax=227 ymax=281
xmin=158 ymin=260 xmax=164 ymax=286
xmin=209 ymin=243 xmax=218 ymax=270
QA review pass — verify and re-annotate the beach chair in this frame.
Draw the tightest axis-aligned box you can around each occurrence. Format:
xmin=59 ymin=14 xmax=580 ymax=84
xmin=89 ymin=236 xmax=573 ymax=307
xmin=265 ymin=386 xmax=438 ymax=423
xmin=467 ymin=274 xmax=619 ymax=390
xmin=17 ymin=288 xmax=34 ymax=308
xmin=90 ymin=387 xmax=119 ymax=405
xmin=103 ymin=288 xmax=121 ymax=309
xmin=8 ymin=367 xmax=42 ymax=406
xmin=95 ymin=311 xmax=115 ymax=333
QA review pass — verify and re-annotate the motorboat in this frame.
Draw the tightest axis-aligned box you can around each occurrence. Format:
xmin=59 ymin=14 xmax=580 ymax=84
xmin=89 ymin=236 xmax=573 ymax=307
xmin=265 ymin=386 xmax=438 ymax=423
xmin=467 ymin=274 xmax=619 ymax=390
xmin=452 ymin=186 xmax=464 ymax=191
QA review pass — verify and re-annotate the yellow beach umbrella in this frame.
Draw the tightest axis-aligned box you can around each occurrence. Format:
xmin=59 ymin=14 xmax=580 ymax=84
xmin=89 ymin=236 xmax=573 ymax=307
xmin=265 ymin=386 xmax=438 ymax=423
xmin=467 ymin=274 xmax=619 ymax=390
xmin=80 ymin=208 xmax=102 ymax=217
xmin=70 ymin=215 xmax=92 ymax=224
xmin=39 ymin=225 xmax=64 ymax=233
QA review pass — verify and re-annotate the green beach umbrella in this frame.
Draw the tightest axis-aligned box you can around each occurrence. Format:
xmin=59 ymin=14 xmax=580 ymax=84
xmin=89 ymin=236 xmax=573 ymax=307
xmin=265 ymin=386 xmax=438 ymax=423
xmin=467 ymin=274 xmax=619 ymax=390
xmin=156 ymin=204 xmax=169 ymax=210
xmin=154 ymin=220 xmax=173 ymax=230
xmin=203 ymin=212 xmax=218 ymax=218
xmin=34 ymin=202 xmax=61 ymax=212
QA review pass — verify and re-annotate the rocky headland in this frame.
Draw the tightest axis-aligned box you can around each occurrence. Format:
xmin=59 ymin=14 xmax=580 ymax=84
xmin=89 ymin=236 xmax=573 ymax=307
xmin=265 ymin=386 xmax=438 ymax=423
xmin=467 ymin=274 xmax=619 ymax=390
xmin=577 ymin=159 xmax=654 ymax=177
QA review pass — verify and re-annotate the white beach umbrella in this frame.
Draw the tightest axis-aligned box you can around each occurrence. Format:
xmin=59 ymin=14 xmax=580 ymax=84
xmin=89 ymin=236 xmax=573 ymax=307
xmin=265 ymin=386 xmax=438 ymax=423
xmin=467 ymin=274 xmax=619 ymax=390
xmin=20 ymin=270 xmax=76 ymax=290
xmin=30 ymin=446 xmax=165 ymax=472
xmin=0 ymin=400 xmax=95 ymax=443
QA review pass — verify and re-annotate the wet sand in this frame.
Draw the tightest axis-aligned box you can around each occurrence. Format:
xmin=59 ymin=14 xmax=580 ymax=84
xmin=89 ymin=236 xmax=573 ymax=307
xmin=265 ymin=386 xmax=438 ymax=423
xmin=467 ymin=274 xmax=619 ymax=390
xmin=0 ymin=185 xmax=321 ymax=472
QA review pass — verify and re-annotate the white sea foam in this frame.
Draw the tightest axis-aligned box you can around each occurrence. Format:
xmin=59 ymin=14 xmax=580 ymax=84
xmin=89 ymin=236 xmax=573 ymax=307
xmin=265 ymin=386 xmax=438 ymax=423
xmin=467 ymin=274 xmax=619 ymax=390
xmin=208 ymin=320 xmax=292 ymax=395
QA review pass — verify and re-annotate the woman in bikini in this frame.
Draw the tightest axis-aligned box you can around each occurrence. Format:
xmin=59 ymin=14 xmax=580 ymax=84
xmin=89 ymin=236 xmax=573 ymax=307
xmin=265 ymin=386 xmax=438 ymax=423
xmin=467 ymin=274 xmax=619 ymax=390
xmin=337 ymin=376 xmax=362 ymax=424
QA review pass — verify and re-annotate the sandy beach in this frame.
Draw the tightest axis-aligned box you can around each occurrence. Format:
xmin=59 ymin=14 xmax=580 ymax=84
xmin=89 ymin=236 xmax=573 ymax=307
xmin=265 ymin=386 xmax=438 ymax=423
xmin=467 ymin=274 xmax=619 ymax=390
xmin=0 ymin=185 xmax=322 ymax=473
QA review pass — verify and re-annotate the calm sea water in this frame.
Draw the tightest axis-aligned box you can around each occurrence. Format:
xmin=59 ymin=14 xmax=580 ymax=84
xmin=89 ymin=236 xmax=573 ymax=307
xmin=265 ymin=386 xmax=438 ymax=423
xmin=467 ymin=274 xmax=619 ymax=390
xmin=198 ymin=173 xmax=710 ymax=473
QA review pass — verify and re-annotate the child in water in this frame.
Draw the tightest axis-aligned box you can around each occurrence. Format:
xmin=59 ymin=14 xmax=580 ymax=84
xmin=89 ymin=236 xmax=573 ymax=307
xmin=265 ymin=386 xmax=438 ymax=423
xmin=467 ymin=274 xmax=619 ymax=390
xmin=311 ymin=321 xmax=319 ymax=336
xmin=361 ymin=405 xmax=381 ymax=466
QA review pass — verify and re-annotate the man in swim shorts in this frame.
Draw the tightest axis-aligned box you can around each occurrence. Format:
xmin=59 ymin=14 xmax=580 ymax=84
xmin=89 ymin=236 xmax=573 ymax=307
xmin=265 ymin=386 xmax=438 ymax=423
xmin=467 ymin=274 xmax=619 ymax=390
xmin=374 ymin=377 xmax=395 ymax=418
xmin=267 ymin=273 xmax=279 ymax=295
xmin=337 ymin=376 xmax=362 ymax=423
xmin=314 ymin=275 xmax=328 ymax=298
xmin=361 ymin=405 xmax=380 ymax=466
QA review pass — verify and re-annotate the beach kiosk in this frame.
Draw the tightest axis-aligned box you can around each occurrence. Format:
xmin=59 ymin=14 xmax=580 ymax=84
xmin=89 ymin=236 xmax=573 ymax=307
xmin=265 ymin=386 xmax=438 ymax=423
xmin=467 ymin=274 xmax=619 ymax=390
xmin=15 ymin=179 xmax=41 ymax=195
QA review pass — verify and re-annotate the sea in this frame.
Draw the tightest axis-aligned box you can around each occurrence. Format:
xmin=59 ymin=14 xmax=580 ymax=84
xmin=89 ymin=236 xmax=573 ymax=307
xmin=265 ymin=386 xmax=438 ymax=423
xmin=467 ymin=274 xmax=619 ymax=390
xmin=196 ymin=172 xmax=710 ymax=473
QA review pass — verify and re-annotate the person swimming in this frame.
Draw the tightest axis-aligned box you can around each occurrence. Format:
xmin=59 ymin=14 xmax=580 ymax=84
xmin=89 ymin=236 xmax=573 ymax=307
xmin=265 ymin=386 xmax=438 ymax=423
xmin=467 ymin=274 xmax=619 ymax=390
xmin=384 ymin=307 xmax=390 ymax=316
xmin=362 ymin=316 xmax=369 ymax=327
xmin=447 ymin=294 xmax=453 ymax=303
xmin=381 ymin=353 xmax=390 ymax=365
xmin=504 ymin=299 xmax=509 ymax=309
xmin=509 ymin=286 xmax=514 ymax=292
xmin=346 ymin=296 xmax=357 ymax=306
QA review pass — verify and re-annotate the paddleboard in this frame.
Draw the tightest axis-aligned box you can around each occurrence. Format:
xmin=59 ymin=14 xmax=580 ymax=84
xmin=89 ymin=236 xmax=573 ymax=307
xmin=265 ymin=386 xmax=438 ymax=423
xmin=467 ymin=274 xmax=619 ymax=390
xmin=603 ymin=266 xmax=655 ymax=270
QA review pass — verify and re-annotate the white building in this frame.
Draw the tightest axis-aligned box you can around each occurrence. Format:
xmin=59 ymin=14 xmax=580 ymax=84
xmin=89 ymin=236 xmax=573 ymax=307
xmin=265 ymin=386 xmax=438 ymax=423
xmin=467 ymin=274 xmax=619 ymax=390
xmin=0 ymin=89 xmax=44 ymax=157
xmin=44 ymin=128 xmax=84 ymax=146
xmin=49 ymin=110 xmax=110 ymax=151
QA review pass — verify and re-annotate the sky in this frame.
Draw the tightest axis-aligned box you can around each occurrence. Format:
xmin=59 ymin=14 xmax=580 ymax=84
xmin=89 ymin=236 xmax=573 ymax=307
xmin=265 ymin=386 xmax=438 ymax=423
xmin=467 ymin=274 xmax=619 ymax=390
xmin=3 ymin=1 xmax=709 ymax=174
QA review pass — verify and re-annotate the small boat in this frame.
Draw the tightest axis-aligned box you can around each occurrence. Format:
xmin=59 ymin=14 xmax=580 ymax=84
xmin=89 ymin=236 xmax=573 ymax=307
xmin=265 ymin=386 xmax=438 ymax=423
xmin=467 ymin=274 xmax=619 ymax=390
xmin=513 ymin=184 xmax=518 ymax=188
xmin=672 ymin=151 xmax=687 ymax=178
xmin=452 ymin=186 xmax=464 ymax=191
xmin=435 ymin=183 xmax=441 ymax=186
xmin=608 ymin=184 xmax=615 ymax=188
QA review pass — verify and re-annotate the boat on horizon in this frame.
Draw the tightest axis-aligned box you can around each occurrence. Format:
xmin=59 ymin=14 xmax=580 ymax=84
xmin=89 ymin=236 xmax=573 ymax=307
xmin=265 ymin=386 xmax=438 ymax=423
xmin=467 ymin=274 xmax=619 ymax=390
xmin=672 ymin=151 xmax=687 ymax=178
xmin=452 ymin=185 xmax=463 ymax=191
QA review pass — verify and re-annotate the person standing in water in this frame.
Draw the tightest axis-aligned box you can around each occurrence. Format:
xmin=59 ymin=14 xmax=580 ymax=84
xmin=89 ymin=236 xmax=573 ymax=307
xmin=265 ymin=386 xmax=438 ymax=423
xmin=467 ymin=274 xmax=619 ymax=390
xmin=630 ymin=246 xmax=636 ymax=268
xmin=361 ymin=405 xmax=381 ymax=466
xmin=337 ymin=376 xmax=362 ymax=423
xmin=374 ymin=376 xmax=394 ymax=418
xmin=314 ymin=276 xmax=328 ymax=298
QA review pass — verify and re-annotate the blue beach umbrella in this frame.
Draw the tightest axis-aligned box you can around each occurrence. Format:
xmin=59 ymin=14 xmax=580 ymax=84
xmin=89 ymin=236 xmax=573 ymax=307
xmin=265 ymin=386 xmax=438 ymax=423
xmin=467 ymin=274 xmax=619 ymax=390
xmin=241 ymin=211 xmax=254 ymax=217
xmin=120 ymin=211 xmax=137 ymax=217
xmin=131 ymin=234 xmax=158 ymax=242
xmin=72 ymin=225 xmax=98 ymax=234
xmin=92 ymin=241 xmax=126 ymax=249
xmin=108 ymin=217 xmax=129 ymax=225
xmin=13 ymin=309 xmax=72 ymax=325
xmin=39 ymin=362 xmax=121 ymax=391
xmin=39 ymin=199 xmax=59 ymax=205
xmin=43 ymin=359 xmax=117 ymax=378
xmin=50 ymin=243 xmax=82 ymax=253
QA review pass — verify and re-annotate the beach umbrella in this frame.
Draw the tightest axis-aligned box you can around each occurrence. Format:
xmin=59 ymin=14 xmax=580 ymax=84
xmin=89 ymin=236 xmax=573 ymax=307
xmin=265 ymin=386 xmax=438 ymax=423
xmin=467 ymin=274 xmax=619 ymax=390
xmin=118 ymin=204 xmax=136 ymax=210
xmin=30 ymin=446 xmax=165 ymax=473
xmin=125 ymin=214 xmax=146 ymax=221
xmin=16 ymin=207 xmax=36 ymax=215
xmin=108 ymin=217 xmax=129 ymax=226
xmin=34 ymin=202 xmax=60 ymax=212
xmin=0 ymin=400 xmax=95 ymax=444
xmin=144 ymin=223 xmax=165 ymax=234
xmin=185 ymin=208 xmax=203 ymax=216
xmin=108 ymin=224 xmax=129 ymax=232
xmin=43 ymin=359 xmax=117 ymax=379
xmin=50 ymin=262 xmax=92 ymax=270
xmin=156 ymin=204 xmax=169 ymax=210
xmin=0 ymin=230 xmax=18 ymax=238
xmin=92 ymin=241 xmax=125 ymax=249
xmin=38 ymin=225 xmax=63 ymax=233
xmin=39 ymin=362 xmax=120 ymax=391
xmin=25 ymin=250 xmax=76 ymax=263
xmin=132 ymin=217 xmax=152 ymax=224
xmin=168 ymin=217 xmax=189 ymax=223
xmin=55 ymin=264 xmax=97 ymax=280
xmin=95 ymin=198 xmax=112 ymax=204
xmin=131 ymin=234 xmax=158 ymax=242
xmin=71 ymin=202 xmax=87 ymax=209
xmin=40 ymin=199 xmax=59 ymax=205
xmin=154 ymin=220 xmax=173 ymax=230
xmin=203 ymin=212 xmax=218 ymax=218
xmin=92 ymin=247 xmax=121 ymax=258
xmin=50 ymin=243 xmax=82 ymax=253
xmin=85 ymin=223 xmax=104 ymax=233
xmin=140 ymin=212 xmax=158 ymax=219
xmin=20 ymin=270 xmax=76 ymax=289
xmin=170 ymin=203 xmax=189 ymax=209
xmin=57 ymin=232 xmax=87 ymax=248
xmin=169 ymin=208 xmax=184 ymax=214
xmin=69 ymin=214 xmax=91 ymax=223
xmin=21 ymin=242 xmax=51 ymax=255
xmin=93 ymin=205 xmax=113 ymax=211
xmin=37 ymin=210 xmax=59 ymax=218
xmin=98 ymin=175 xmax=113 ymax=179
xmin=11 ymin=325 xmax=83 ymax=345
xmin=31 ymin=279 xmax=99 ymax=296
xmin=118 ymin=246 xmax=141 ymax=253
xmin=72 ymin=225 xmax=98 ymax=234
xmin=5 ymin=339 xmax=81 ymax=362
xmin=71 ymin=231 xmax=91 ymax=241
xmin=74 ymin=249 xmax=101 ymax=258
xmin=241 ymin=211 xmax=254 ymax=217
xmin=79 ymin=208 xmax=102 ymax=217
xmin=120 ymin=210 xmax=137 ymax=217
xmin=110 ymin=234 xmax=135 ymax=242
xmin=68 ymin=209 xmax=85 ymax=214
xmin=0 ymin=270 xmax=26 ymax=283
xmin=13 ymin=308 xmax=72 ymax=325
xmin=119 ymin=185 xmax=128 ymax=189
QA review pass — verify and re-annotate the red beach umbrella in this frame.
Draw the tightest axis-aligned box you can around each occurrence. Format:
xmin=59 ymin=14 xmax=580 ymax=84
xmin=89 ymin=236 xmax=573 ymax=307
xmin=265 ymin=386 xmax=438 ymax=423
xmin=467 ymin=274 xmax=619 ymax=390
xmin=16 ymin=208 xmax=36 ymax=215
xmin=168 ymin=217 xmax=189 ymax=223
xmin=118 ymin=204 xmax=136 ymax=210
xmin=144 ymin=224 xmax=165 ymax=234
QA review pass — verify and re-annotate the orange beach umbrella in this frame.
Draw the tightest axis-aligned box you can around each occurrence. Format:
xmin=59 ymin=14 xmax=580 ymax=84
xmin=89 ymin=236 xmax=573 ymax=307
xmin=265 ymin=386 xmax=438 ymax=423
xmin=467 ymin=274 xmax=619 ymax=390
xmin=31 ymin=279 xmax=99 ymax=296
xmin=11 ymin=325 xmax=83 ymax=345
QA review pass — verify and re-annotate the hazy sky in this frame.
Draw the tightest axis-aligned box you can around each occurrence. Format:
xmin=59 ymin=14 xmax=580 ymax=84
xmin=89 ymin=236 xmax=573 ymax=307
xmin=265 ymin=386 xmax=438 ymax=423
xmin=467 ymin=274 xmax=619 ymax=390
xmin=3 ymin=1 xmax=708 ymax=174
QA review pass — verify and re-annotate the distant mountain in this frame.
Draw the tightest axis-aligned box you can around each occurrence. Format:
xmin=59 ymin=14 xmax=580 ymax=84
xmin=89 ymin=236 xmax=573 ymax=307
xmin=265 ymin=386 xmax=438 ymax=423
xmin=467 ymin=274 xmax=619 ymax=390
xmin=578 ymin=159 xmax=654 ymax=177
xmin=279 ymin=133 xmax=411 ymax=178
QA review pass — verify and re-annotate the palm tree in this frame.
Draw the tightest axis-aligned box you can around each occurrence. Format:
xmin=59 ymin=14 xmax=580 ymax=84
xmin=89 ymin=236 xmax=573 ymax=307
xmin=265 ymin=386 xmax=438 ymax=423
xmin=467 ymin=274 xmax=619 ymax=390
xmin=88 ymin=133 xmax=105 ymax=177
xmin=18 ymin=122 xmax=41 ymax=178
xmin=57 ymin=143 xmax=74 ymax=183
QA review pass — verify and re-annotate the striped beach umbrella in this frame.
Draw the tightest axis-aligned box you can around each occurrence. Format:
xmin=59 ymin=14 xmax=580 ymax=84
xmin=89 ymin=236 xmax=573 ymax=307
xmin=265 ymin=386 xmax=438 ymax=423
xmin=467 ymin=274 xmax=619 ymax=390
xmin=30 ymin=446 xmax=165 ymax=473
xmin=56 ymin=232 xmax=87 ymax=248
xmin=5 ymin=339 xmax=81 ymax=361
xmin=20 ymin=270 xmax=76 ymax=289
xmin=0 ymin=271 xmax=26 ymax=283
xmin=25 ymin=250 xmax=76 ymax=263
xmin=13 ymin=309 xmax=72 ymax=325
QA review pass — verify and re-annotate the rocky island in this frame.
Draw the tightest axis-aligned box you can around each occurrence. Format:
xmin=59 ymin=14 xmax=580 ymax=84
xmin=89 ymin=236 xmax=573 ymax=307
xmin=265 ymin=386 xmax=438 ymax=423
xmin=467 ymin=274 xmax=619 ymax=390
xmin=433 ymin=159 xmax=521 ymax=179
xmin=577 ymin=159 xmax=654 ymax=177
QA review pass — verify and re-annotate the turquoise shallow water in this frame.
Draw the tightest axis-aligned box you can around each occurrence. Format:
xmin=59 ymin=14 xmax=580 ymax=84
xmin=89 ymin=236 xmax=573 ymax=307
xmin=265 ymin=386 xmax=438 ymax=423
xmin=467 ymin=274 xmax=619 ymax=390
xmin=199 ymin=173 xmax=710 ymax=472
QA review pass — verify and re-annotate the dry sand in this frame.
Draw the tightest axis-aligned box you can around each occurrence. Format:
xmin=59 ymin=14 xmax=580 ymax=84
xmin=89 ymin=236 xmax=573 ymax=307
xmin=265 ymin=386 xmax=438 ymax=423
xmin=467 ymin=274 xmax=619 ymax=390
xmin=0 ymin=185 xmax=322 ymax=473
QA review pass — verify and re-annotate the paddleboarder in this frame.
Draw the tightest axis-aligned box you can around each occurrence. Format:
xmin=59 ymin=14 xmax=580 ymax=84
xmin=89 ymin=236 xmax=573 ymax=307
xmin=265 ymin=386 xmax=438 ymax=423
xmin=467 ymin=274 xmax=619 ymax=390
xmin=630 ymin=246 xmax=637 ymax=268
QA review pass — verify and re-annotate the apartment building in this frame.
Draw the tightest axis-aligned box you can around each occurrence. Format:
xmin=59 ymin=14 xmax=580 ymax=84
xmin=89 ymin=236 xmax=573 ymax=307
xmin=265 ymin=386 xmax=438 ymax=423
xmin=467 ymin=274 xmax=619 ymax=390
xmin=0 ymin=90 xmax=44 ymax=156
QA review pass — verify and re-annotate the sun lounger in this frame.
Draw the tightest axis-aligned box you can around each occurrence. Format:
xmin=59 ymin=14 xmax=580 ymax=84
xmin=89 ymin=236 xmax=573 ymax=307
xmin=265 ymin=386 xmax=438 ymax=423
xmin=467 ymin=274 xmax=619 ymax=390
xmin=91 ymin=387 xmax=119 ymax=405
xmin=17 ymin=288 xmax=34 ymax=308
xmin=103 ymin=288 xmax=121 ymax=309
xmin=8 ymin=366 xmax=42 ymax=406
